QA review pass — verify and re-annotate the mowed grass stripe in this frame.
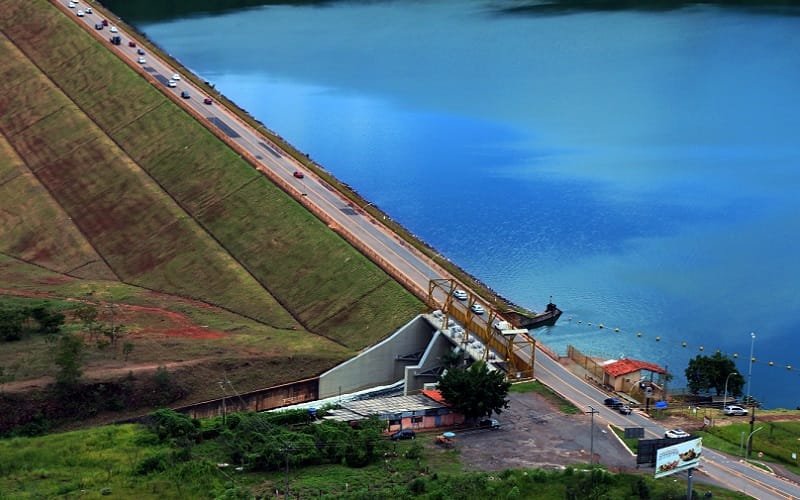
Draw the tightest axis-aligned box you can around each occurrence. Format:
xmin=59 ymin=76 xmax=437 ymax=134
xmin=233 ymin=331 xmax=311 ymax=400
xmin=0 ymin=131 xmax=116 ymax=280
xmin=0 ymin=19 xmax=298 ymax=328
xmin=4 ymin=0 xmax=423 ymax=348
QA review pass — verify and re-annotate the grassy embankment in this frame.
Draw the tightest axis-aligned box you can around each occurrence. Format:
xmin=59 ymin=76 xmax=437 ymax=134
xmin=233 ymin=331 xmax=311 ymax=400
xmin=0 ymin=0 xmax=421 ymax=412
xmin=0 ymin=419 xmax=749 ymax=499
xmin=509 ymin=380 xmax=580 ymax=414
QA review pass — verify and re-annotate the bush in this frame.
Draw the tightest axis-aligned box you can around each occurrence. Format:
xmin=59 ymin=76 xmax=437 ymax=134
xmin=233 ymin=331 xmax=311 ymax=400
xmin=147 ymin=408 xmax=200 ymax=445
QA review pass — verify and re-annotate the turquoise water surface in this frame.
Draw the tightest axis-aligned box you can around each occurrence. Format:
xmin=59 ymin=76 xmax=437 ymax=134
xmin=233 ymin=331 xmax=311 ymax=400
xmin=110 ymin=1 xmax=800 ymax=408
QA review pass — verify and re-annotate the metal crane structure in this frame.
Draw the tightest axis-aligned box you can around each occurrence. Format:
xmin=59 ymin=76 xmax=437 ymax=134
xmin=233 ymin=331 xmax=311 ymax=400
xmin=427 ymin=279 xmax=535 ymax=379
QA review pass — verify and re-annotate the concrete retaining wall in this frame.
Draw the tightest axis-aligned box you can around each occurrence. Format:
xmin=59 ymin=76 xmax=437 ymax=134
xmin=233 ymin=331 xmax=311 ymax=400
xmin=319 ymin=315 xmax=436 ymax=399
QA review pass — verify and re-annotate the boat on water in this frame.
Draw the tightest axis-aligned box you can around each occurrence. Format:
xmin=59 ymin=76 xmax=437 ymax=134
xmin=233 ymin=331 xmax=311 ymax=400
xmin=503 ymin=300 xmax=562 ymax=330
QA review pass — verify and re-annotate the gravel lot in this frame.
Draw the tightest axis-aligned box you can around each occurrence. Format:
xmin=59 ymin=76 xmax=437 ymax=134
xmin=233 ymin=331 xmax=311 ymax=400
xmin=450 ymin=391 xmax=637 ymax=472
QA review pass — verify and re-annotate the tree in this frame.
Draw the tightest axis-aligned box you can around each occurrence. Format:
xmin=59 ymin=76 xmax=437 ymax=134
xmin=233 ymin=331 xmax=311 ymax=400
xmin=437 ymin=361 xmax=511 ymax=421
xmin=54 ymin=333 xmax=84 ymax=390
xmin=685 ymin=352 xmax=744 ymax=396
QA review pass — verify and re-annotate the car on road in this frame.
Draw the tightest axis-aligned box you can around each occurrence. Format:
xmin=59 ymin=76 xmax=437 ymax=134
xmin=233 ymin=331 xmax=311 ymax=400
xmin=664 ymin=429 xmax=691 ymax=439
xmin=453 ymin=289 xmax=468 ymax=301
xmin=723 ymin=405 xmax=748 ymax=416
xmin=102 ymin=19 xmax=109 ymax=26
xmin=203 ymin=97 xmax=213 ymax=105
xmin=109 ymin=26 xmax=118 ymax=33
xmin=167 ymin=79 xmax=177 ymax=88
xmin=618 ymin=405 xmax=633 ymax=415
xmin=180 ymin=91 xmax=191 ymax=99
xmin=76 ymin=10 xmax=84 ymax=17
xmin=128 ymin=41 xmax=136 ymax=48
xmin=470 ymin=303 xmax=485 ymax=315
xmin=68 ymin=2 xmax=75 ymax=8
xmin=390 ymin=429 xmax=415 ymax=441
xmin=94 ymin=23 xmax=103 ymax=30
xmin=479 ymin=418 xmax=501 ymax=429
xmin=137 ymin=57 xmax=146 ymax=64
xmin=172 ymin=73 xmax=181 ymax=81
xmin=85 ymin=7 xmax=92 ymax=13
xmin=293 ymin=171 xmax=305 ymax=179
xmin=137 ymin=48 xmax=145 ymax=55
xmin=603 ymin=397 xmax=623 ymax=408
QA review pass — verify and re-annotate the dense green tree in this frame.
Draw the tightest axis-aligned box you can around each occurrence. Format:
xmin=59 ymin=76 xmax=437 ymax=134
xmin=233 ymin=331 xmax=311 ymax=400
xmin=0 ymin=310 xmax=24 ymax=341
xmin=685 ymin=352 xmax=744 ymax=396
xmin=54 ymin=333 xmax=84 ymax=390
xmin=437 ymin=360 xmax=511 ymax=421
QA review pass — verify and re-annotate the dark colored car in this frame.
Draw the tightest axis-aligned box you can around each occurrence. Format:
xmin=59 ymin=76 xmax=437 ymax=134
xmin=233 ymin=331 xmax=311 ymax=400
xmin=390 ymin=429 xmax=415 ymax=441
xmin=101 ymin=19 xmax=109 ymax=26
xmin=94 ymin=23 xmax=103 ymax=30
xmin=203 ymin=97 xmax=213 ymax=105
xmin=128 ymin=41 xmax=136 ymax=48
xmin=618 ymin=405 xmax=633 ymax=415
xmin=604 ymin=397 xmax=623 ymax=408
xmin=180 ymin=91 xmax=190 ymax=99
xmin=137 ymin=48 xmax=145 ymax=55
xmin=293 ymin=171 xmax=305 ymax=179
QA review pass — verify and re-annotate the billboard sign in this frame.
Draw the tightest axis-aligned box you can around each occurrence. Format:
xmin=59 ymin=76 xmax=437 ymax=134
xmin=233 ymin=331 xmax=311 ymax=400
xmin=655 ymin=437 xmax=702 ymax=479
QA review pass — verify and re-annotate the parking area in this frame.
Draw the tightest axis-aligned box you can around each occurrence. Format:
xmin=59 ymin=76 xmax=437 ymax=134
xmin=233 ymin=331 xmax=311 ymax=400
xmin=446 ymin=391 xmax=636 ymax=472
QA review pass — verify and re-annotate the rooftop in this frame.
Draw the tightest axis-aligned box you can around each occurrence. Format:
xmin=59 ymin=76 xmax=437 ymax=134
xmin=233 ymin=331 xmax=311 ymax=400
xmin=603 ymin=358 xmax=666 ymax=378
xmin=324 ymin=393 xmax=447 ymax=422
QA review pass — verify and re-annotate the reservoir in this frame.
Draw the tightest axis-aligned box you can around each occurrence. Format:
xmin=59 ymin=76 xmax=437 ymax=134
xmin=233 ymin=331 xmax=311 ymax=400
xmin=106 ymin=0 xmax=800 ymax=408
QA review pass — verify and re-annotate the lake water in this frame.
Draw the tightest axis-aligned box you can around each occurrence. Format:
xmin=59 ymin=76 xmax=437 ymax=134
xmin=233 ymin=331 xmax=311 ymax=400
xmin=108 ymin=0 xmax=800 ymax=408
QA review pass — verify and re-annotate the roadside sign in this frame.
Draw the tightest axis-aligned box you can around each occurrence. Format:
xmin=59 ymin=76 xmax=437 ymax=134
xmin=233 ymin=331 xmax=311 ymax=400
xmin=624 ymin=427 xmax=645 ymax=439
xmin=655 ymin=437 xmax=702 ymax=479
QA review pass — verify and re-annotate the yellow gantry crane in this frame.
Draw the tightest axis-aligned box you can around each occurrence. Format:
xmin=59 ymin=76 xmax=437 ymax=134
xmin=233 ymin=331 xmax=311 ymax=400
xmin=427 ymin=279 xmax=535 ymax=379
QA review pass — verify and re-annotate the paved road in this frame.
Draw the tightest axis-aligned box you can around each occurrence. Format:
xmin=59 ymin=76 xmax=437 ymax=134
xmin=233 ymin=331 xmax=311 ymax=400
xmin=59 ymin=2 xmax=800 ymax=498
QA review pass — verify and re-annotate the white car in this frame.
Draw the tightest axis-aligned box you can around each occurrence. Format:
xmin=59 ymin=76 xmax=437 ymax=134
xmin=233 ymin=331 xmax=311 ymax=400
xmin=171 ymin=73 xmax=181 ymax=81
xmin=453 ymin=289 xmax=468 ymax=301
xmin=664 ymin=429 xmax=690 ymax=439
xmin=470 ymin=303 xmax=485 ymax=315
xmin=137 ymin=57 xmax=146 ymax=64
xmin=86 ymin=7 xmax=92 ymax=13
xmin=167 ymin=79 xmax=177 ymax=88
xmin=723 ymin=405 xmax=748 ymax=416
xmin=109 ymin=26 xmax=118 ymax=33
xmin=68 ymin=2 xmax=76 ymax=8
xmin=76 ymin=9 xmax=84 ymax=16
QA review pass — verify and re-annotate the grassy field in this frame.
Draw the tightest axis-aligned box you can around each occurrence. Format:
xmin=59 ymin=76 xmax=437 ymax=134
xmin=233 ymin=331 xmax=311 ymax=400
xmin=0 ymin=0 xmax=422 ymax=350
xmin=0 ymin=419 xmax=750 ymax=499
xmin=697 ymin=420 xmax=800 ymax=475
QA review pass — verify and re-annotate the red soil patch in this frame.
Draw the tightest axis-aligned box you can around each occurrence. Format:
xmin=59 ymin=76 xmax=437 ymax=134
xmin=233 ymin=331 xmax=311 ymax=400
xmin=0 ymin=288 xmax=226 ymax=339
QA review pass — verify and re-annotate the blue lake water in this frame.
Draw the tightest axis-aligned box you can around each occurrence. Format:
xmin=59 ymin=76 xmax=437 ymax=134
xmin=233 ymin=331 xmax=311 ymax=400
xmin=116 ymin=1 xmax=800 ymax=408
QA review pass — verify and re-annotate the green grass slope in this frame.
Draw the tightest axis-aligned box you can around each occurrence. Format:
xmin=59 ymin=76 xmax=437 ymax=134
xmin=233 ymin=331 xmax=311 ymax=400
xmin=0 ymin=0 xmax=422 ymax=349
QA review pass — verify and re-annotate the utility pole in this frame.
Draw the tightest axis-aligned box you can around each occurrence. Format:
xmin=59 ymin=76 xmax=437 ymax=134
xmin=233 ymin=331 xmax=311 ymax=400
xmin=218 ymin=381 xmax=227 ymax=425
xmin=586 ymin=406 xmax=599 ymax=465
xmin=686 ymin=467 xmax=694 ymax=500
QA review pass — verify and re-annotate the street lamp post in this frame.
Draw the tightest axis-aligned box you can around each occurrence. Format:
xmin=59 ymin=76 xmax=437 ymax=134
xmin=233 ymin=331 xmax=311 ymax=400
xmin=722 ymin=372 xmax=738 ymax=412
xmin=746 ymin=332 xmax=756 ymax=404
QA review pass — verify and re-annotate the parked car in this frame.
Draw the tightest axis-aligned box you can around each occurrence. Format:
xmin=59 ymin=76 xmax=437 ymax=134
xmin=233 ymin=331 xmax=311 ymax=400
xmin=390 ymin=429 xmax=415 ymax=441
xmin=479 ymin=418 xmax=501 ymax=429
xmin=293 ymin=171 xmax=305 ymax=179
xmin=664 ymin=429 xmax=691 ymax=439
xmin=723 ymin=405 xmax=748 ymax=416
xmin=603 ymin=397 xmax=623 ymax=408
xmin=618 ymin=405 xmax=633 ymax=415
xmin=203 ymin=97 xmax=213 ymax=105
xmin=470 ymin=303 xmax=485 ymax=315
xmin=180 ymin=91 xmax=190 ymax=99
xmin=453 ymin=289 xmax=468 ymax=301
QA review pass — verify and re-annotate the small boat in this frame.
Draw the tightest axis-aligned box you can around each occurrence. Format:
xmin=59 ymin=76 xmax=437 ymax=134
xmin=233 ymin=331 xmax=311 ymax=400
xmin=503 ymin=300 xmax=562 ymax=330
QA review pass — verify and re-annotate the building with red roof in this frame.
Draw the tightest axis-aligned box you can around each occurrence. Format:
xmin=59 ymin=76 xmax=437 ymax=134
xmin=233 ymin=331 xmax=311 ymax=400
xmin=602 ymin=358 xmax=667 ymax=393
